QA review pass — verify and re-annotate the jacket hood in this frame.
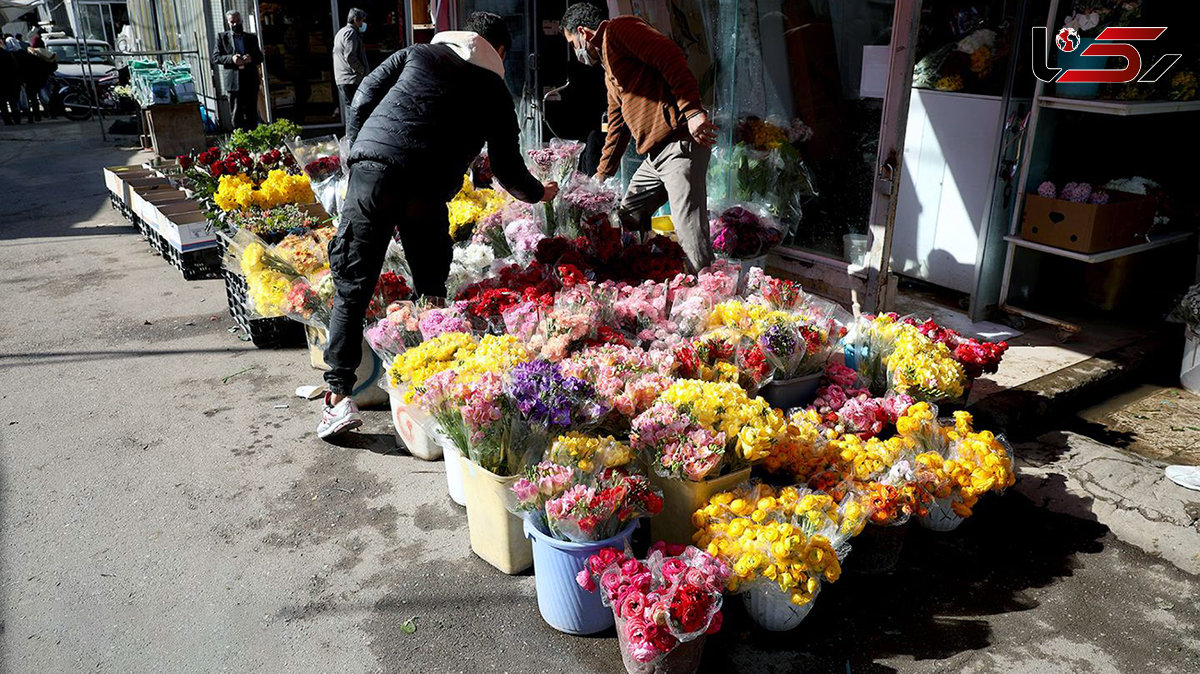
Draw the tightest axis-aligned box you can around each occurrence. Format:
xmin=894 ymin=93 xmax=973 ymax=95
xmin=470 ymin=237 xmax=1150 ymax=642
xmin=431 ymin=31 xmax=504 ymax=78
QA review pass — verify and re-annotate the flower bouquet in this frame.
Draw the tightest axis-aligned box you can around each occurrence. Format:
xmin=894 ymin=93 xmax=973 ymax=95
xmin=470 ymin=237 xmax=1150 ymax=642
xmin=527 ymin=140 xmax=584 ymax=236
xmin=510 ymin=459 xmax=662 ymax=543
xmin=527 ymin=282 xmax=616 ymax=362
xmin=560 ymin=345 xmax=675 ymax=433
xmin=555 ymin=172 xmax=619 ymax=239
xmin=709 ymin=116 xmax=817 ymax=233
xmin=905 ymin=318 xmax=1008 ymax=381
xmin=577 ymin=543 xmax=730 ymax=673
xmin=692 ymin=484 xmax=863 ymax=629
xmin=709 ymin=205 xmax=783 ymax=262
xmin=904 ymin=403 xmax=1016 ymax=530
xmin=445 ymin=242 xmax=498 ymax=299
xmin=672 ymin=333 xmax=771 ymax=393
xmin=286 ymin=134 xmax=349 ymax=217
xmin=221 ymin=202 xmax=327 ymax=243
xmin=631 ymin=379 xmax=786 ymax=544
xmin=886 ymin=326 xmax=968 ymax=404
xmin=213 ymin=169 xmax=314 ymax=213
xmin=511 ymin=455 xmax=662 ymax=632
xmin=364 ymin=300 xmax=426 ymax=363
xmin=447 ymin=173 xmax=510 ymax=242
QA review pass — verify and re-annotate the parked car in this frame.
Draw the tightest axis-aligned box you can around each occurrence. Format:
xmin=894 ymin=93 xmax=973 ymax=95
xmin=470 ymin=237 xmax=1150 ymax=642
xmin=44 ymin=37 xmax=119 ymax=81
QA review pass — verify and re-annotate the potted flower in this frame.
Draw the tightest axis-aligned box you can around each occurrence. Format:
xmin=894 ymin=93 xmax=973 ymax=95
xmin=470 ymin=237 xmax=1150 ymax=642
xmin=693 ymin=484 xmax=866 ymax=630
xmin=510 ymin=445 xmax=663 ymax=634
xmin=577 ymin=543 xmax=730 ymax=674
xmin=631 ymin=380 xmax=786 ymax=545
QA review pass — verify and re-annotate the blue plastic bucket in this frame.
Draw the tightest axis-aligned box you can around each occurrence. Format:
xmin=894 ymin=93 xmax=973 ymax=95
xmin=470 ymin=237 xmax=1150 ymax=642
xmin=1055 ymin=37 xmax=1105 ymax=99
xmin=525 ymin=519 xmax=638 ymax=635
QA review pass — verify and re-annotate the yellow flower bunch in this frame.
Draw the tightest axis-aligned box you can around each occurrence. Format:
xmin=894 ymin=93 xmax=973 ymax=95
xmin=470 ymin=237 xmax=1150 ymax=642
xmin=388 ymin=332 xmax=530 ymax=402
xmin=548 ymin=432 xmax=633 ymax=472
xmin=761 ymin=411 xmax=837 ymax=478
xmin=389 ymin=332 xmax=477 ymax=396
xmin=246 ymin=268 xmax=292 ymax=317
xmin=833 ymin=434 xmax=910 ymax=482
xmin=693 ymin=484 xmax=844 ymax=605
xmin=912 ymin=411 xmax=1015 ymax=517
xmin=214 ymin=170 xmax=314 ymax=212
xmin=447 ymin=174 xmax=508 ymax=239
xmin=744 ymin=118 xmax=789 ymax=151
xmin=453 ymin=334 xmax=530 ymax=384
xmin=887 ymin=326 xmax=967 ymax=401
xmin=708 ymin=301 xmax=803 ymax=340
xmin=659 ymin=380 xmax=786 ymax=463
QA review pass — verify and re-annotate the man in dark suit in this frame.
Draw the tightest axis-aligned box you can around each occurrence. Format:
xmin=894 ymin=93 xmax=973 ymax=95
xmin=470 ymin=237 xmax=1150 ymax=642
xmin=211 ymin=10 xmax=263 ymax=131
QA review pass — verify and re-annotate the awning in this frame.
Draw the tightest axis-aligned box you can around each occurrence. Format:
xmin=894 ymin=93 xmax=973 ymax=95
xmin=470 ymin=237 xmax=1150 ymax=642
xmin=0 ymin=0 xmax=46 ymax=25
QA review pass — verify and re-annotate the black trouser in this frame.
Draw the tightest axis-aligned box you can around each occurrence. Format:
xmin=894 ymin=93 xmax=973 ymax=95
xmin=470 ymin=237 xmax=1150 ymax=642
xmin=324 ymin=160 xmax=452 ymax=395
xmin=231 ymin=84 xmax=258 ymax=131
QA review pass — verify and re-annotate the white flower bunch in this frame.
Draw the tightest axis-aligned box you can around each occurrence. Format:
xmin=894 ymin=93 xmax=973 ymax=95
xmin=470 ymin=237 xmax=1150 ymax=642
xmin=445 ymin=242 xmax=496 ymax=298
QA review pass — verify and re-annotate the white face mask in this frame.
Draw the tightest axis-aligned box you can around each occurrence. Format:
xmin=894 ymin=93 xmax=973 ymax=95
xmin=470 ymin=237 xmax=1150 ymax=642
xmin=358 ymin=22 xmax=367 ymax=33
xmin=574 ymin=45 xmax=596 ymax=67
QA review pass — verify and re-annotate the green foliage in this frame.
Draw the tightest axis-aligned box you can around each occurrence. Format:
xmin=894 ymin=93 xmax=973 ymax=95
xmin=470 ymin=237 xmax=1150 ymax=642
xmin=227 ymin=119 xmax=303 ymax=153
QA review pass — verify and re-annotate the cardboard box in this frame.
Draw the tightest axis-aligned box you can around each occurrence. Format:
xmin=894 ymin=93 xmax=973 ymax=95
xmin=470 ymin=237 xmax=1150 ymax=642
xmin=1021 ymin=191 xmax=1156 ymax=253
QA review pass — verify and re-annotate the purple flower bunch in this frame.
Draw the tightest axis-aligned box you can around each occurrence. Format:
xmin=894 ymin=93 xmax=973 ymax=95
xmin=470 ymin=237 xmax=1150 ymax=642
xmin=419 ymin=305 xmax=472 ymax=340
xmin=506 ymin=360 xmax=607 ymax=431
xmin=1037 ymin=180 xmax=1111 ymax=205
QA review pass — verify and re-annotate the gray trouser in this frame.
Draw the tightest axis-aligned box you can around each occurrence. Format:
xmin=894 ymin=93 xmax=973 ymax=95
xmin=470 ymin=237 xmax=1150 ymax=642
xmin=617 ymin=139 xmax=714 ymax=272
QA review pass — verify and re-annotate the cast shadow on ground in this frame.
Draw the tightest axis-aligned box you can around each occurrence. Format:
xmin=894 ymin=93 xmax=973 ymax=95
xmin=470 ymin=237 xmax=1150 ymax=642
xmin=696 ymin=477 xmax=1107 ymax=673
xmin=325 ymin=431 xmax=401 ymax=456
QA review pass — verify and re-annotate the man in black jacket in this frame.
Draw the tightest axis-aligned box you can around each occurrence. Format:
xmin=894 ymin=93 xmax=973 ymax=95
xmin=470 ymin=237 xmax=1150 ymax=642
xmin=211 ymin=10 xmax=263 ymax=131
xmin=318 ymin=12 xmax=559 ymax=440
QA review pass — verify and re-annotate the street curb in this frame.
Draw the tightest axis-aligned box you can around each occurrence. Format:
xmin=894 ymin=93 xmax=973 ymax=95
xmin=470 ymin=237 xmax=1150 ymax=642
xmin=973 ymin=325 xmax=1183 ymax=442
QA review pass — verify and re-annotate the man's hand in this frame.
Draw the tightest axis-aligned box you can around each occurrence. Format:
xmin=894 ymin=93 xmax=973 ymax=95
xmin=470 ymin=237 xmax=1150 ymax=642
xmin=687 ymin=111 xmax=717 ymax=148
xmin=233 ymin=54 xmax=245 ymax=66
xmin=541 ymin=181 xmax=559 ymax=202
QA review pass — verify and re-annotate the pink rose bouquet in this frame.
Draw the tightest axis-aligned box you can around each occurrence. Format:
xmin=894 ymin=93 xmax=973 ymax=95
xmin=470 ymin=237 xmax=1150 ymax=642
xmin=577 ymin=542 xmax=730 ymax=664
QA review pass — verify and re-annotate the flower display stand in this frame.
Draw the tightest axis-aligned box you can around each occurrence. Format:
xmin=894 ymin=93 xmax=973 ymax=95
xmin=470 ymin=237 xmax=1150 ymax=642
xmin=649 ymin=468 xmax=751 ymax=546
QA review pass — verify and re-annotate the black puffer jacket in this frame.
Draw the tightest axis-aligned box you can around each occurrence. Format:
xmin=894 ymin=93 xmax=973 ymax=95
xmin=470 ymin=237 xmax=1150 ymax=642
xmin=346 ymin=41 xmax=543 ymax=204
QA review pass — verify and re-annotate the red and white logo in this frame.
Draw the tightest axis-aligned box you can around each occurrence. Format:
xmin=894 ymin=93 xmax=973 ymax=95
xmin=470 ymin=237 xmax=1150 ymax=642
xmin=1056 ymin=26 xmax=1081 ymax=52
xmin=1032 ymin=26 xmax=1181 ymax=84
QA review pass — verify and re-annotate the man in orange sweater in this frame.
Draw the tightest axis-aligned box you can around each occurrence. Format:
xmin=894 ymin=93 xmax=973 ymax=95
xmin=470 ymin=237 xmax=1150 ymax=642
xmin=561 ymin=3 xmax=716 ymax=271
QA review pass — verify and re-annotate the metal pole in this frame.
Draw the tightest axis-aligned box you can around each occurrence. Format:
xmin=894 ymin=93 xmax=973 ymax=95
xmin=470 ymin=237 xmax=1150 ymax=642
xmin=252 ymin=0 xmax=271 ymax=123
xmin=71 ymin=0 xmax=107 ymax=142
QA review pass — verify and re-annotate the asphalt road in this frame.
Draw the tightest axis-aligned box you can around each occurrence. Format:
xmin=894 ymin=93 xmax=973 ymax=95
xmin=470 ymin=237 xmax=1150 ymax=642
xmin=1 ymin=120 xmax=1197 ymax=674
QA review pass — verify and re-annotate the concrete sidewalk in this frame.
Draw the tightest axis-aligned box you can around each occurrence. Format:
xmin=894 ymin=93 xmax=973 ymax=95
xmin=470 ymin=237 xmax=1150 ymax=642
xmin=1 ymin=120 xmax=1197 ymax=674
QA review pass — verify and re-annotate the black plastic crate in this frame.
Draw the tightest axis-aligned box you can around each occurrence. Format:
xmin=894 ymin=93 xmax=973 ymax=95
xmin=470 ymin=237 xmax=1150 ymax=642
xmin=215 ymin=233 xmax=305 ymax=348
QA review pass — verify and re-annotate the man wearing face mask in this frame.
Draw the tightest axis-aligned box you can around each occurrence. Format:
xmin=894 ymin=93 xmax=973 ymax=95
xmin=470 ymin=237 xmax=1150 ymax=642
xmin=211 ymin=11 xmax=264 ymax=131
xmin=560 ymin=3 xmax=716 ymax=272
xmin=334 ymin=8 xmax=370 ymax=116
xmin=316 ymin=12 xmax=559 ymax=440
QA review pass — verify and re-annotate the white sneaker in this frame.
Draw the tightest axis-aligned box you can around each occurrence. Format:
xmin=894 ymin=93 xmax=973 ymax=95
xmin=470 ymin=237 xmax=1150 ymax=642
xmin=317 ymin=393 xmax=363 ymax=440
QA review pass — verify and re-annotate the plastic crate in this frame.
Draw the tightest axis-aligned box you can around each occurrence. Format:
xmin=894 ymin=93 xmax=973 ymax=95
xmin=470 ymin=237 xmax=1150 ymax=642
xmin=215 ymin=232 xmax=305 ymax=348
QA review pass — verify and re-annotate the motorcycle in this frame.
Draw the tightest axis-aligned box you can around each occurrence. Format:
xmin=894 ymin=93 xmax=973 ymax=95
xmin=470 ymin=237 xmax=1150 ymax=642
xmin=48 ymin=71 xmax=135 ymax=121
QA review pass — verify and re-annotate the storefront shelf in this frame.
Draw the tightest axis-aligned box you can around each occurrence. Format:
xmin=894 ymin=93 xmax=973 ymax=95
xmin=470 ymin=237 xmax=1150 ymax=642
xmin=1003 ymin=231 xmax=1192 ymax=264
xmin=1038 ymin=97 xmax=1200 ymax=116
